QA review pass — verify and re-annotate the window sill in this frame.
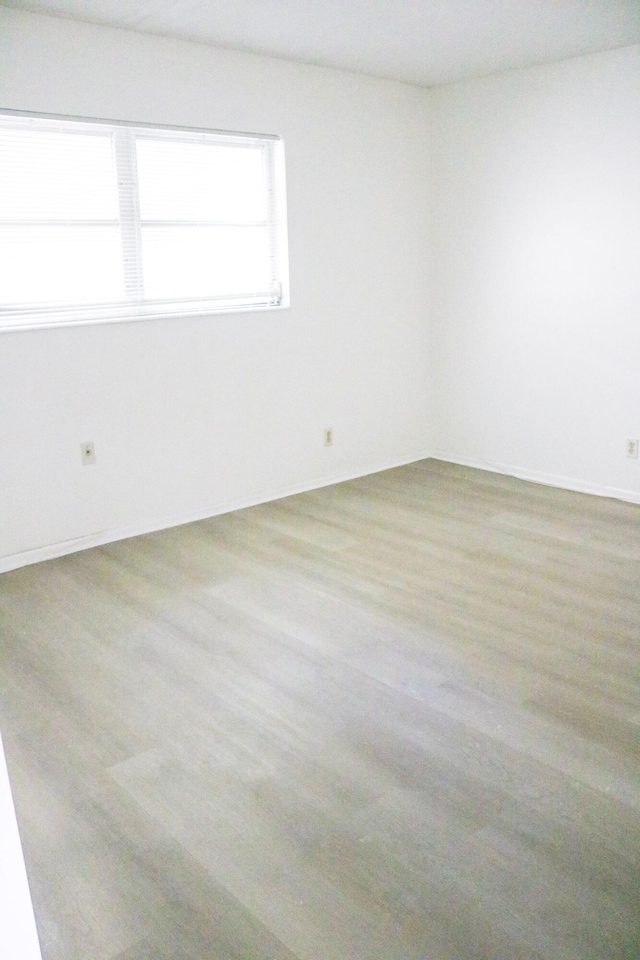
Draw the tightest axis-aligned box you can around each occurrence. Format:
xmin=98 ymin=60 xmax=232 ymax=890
xmin=0 ymin=300 xmax=290 ymax=333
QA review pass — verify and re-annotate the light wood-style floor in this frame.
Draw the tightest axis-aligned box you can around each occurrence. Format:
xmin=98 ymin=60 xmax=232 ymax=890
xmin=1 ymin=459 xmax=639 ymax=960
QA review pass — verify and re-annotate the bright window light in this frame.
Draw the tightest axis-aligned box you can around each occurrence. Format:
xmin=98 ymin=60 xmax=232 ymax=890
xmin=0 ymin=112 xmax=289 ymax=331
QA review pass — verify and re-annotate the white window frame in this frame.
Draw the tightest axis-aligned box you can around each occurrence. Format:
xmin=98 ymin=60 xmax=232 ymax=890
xmin=0 ymin=110 xmax=289 ymax=332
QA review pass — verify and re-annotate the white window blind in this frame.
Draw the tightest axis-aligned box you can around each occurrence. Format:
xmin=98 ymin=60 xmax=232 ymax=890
xmin=0 ymin=112 xmax=289 ymax=331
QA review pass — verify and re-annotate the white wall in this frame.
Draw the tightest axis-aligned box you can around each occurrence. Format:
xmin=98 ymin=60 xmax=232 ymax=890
xmin=0 ymin=735 xmax=41 ymax=960
xmin=430 ymin=45 xmax=640 ymax=501
xmin=0 ymin=9 xmax=433 ymax=569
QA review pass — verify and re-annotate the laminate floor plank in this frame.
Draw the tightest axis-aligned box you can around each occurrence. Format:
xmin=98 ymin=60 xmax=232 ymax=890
xmin=1 ymin=460 xmax=639 ymax=959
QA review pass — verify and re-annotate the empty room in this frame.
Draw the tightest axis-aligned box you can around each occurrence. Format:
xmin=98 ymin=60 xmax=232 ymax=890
xmin=1 ymin=2 xmax=639 ymax=959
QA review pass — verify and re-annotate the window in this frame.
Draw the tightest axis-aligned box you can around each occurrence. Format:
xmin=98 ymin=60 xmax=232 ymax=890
xmin=0 ymin=111 xmax=289 ymax=330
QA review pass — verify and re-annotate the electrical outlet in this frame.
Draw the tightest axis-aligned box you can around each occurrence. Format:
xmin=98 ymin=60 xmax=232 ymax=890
xmin=324 ymin=427 xmax=333 ymax=447
xmin=627 ymin=439 xmax=638 ymax=459
xmin=81 ymin=441 xmax=96 ymax=465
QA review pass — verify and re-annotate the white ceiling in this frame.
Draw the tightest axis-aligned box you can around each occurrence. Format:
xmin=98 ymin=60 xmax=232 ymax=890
xmin=3 ymin=0 xmax=640 ymax=86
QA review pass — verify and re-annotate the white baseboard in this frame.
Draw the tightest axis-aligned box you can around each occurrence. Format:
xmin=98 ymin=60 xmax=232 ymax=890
xmin=430 ymin=451 xmax=640 ymax=505
xmin=0 ymin=449 xmax=433 ymax=573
